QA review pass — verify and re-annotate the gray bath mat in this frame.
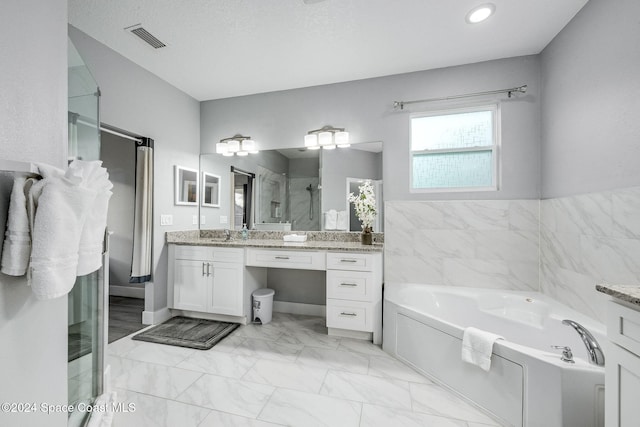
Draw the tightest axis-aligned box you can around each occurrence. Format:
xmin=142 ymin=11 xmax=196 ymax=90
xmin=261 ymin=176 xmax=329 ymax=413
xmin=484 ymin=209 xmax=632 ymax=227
xmin=132 ymin=316 xmax=240 ymax=350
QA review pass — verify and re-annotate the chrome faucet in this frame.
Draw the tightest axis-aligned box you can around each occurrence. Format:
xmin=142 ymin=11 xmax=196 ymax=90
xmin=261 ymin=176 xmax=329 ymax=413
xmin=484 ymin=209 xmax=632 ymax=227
xmin=562 ymin=319 xmax=605 ymax=366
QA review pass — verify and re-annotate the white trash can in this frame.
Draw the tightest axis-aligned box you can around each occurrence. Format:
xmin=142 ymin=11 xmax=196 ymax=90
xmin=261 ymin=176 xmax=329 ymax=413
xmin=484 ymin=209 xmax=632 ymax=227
xmin=252 ymin=288 xmax=275 ymax=325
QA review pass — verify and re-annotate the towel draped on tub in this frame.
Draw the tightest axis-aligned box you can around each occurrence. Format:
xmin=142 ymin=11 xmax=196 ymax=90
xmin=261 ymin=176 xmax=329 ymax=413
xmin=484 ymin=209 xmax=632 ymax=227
xmin=461 ymin=326 xmax=504 ymax=372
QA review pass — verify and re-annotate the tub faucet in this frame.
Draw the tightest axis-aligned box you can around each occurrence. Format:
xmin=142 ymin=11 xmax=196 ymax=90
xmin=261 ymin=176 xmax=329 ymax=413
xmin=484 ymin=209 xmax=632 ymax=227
xmin=562 ymin=319 xmax=605 ymax=366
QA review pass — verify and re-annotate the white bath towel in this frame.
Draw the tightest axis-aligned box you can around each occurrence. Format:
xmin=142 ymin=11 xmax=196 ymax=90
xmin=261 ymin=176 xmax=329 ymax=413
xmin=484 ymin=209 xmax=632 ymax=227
xmin=336 ymin=210 xmax=348 ymax=231
xmin=73 ymin=160 xmax=113 ymax=276
xmin=324 ymin=209 xmax=337 ymax=230
xmin=461 ymin=327 xmax=504 ymax=372
xmin=1 ymin=175 xmax=32 ymax=276
xmin=29 ymin=163 xmax=98 ymax=299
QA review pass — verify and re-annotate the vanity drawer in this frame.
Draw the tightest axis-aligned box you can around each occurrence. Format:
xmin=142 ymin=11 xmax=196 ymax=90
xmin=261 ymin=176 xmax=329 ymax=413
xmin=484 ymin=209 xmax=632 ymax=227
xmin=245 ymin=248 xmax=326 ymax=270
xmin=326 ymin=299 xmax=373 ymax=332
xmin=608 ymin=300 xmax=640 ymax=357
xmin=174 ymin=245 xmax=243 ymax=264
xmin=326 ymin=252 xmax=377 ymax=272
xmin=327 ymin=270 xmax=375 ymax=302
xmin=174 ymin=245 xmax=210 ymax=261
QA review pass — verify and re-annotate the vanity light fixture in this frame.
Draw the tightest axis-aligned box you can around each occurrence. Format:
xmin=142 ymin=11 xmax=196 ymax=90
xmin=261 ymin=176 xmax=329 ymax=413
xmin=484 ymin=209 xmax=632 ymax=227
xmin=304 ymin=125 xmax=350 ymax=150
xmin=216 ymin=135 xmax=258 ymax=156
xmin=466 ymin=3 xmax=495 ymax=24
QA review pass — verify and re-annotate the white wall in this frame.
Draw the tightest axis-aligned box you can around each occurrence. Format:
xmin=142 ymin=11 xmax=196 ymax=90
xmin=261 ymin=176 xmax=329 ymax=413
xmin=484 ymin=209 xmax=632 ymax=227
xmin=0 ymin=1 xmax=68 ymax=426
xmin=540 ymin=0 xmax=640 ymax=198
xmin=537 ymin=0 xmax=640 ymax=320
xmin=68 ymin=26 xmax=201 ymax=322
xmin=201 ymin=55 xmax=542 ymax=202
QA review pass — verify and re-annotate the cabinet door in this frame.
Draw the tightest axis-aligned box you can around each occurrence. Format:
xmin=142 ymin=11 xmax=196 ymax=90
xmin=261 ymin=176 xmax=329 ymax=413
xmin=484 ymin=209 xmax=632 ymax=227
xmin=208 ymin=262 xmax=243 ymax=316
xmin=173 ymin=259 xmax=208 ymax=312
xmin=606 ymin=343 xmax=640 ymax=427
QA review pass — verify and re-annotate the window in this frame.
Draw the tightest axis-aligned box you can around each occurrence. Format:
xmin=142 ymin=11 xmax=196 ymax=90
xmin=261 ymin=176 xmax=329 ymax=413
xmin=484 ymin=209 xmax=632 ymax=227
xmin=410 ymin=104 xmax=499 ymax=192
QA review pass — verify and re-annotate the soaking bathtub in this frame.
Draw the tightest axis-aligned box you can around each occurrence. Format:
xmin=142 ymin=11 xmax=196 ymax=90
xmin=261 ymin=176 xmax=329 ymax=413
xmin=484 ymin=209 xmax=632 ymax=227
xmin=383 ymin=283 xmax=606 ymax=427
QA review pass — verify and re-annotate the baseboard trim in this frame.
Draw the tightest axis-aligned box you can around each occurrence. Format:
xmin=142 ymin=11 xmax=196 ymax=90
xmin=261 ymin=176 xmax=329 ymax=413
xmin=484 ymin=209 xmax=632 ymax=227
xmin=142 ymin=307 xmax=171 ymax=325
xmin=109 ymin=285 xmax=145 ymax=299
xmin=328 ymin=327 xmax=372 ymax=341
xmin=273 ymin=301 xmax=326 ymax=317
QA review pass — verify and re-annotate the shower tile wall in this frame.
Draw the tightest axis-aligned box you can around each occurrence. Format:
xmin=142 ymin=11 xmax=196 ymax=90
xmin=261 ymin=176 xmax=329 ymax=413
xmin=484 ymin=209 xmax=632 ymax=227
xmin=290 ymin=177 xmax=320 ymax=231
xmin=540 ymin=186 xmax=640 ymax=322
xmin=385 ymin=200 xmax=539 ymax=291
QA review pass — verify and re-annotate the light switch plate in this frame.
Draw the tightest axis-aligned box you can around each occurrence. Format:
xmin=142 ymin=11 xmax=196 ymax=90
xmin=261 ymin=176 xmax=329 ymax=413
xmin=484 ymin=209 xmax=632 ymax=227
xmin=220 ymin=215 xmax=228 ymax=224
xmin=160 ymin=214 xmax=173 ymax=226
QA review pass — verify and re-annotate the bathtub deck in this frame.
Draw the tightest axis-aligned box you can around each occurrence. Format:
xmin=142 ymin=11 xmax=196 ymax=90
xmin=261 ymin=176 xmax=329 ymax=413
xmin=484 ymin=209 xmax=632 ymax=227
xmin=103 ymin=312 xmax=501 ymax=426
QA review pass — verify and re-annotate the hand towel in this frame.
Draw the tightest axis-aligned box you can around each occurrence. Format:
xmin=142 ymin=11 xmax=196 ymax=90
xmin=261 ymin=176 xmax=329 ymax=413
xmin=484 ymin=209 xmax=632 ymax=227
xmin=336 ymin=210 xmax=348 ymax=231
xmin=29 ymin=163 xmax=97 ymax=300
xmin=324 ymin=209 xmax=337 ymax=230
xmin=1 ymin=175 xmax=32 ymax=276
xmin=461 ymin=327 xmax=504 ymax=372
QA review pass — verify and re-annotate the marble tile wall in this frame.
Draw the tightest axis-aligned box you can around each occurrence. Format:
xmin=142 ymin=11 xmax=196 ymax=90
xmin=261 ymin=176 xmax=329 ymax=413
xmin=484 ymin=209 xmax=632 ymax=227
xmin=385 ymin=200 xmax=540 ymax=291
xmin=289 ymin=177 xmax=320 ymax=231
xmin=540 ymin=186 xmax=640 ymax=322
xmin=385 ymin=187 xmax=640 ymax=323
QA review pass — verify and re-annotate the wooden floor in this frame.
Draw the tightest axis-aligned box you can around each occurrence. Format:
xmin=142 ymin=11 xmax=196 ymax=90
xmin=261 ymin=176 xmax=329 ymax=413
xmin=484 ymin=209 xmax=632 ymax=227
xmin=109 ymin=296 xmax=146 ymax=343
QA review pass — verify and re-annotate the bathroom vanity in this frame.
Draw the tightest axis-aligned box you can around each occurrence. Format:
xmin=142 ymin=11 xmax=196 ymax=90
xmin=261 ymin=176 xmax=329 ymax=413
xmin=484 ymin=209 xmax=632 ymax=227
xmin=596 ymin=284 xmax=640 ymax=426
xmin=166 ymin=231 xmax=383 ymax=344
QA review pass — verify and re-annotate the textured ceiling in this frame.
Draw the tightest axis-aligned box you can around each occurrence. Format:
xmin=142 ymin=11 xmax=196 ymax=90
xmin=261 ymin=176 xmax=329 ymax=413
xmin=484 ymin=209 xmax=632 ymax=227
xmin=68 ymin=0 xmax=588 ymax=101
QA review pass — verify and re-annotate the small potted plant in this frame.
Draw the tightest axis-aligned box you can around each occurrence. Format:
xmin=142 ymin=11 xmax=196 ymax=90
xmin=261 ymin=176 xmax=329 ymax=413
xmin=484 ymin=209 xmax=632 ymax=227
xmin=348 ymin=180 xmax=377 ymax=245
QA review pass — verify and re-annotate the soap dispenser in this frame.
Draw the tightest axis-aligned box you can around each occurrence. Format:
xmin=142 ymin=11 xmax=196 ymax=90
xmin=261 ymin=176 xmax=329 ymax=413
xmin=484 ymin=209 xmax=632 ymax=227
xmin=241 ymin=224 xmax=248 ymax=240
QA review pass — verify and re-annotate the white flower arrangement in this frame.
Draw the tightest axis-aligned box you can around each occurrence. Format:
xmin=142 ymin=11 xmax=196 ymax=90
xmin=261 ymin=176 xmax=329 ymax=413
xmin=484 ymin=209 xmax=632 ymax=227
xmin=347 ymin=180 xmax=377 ymax=231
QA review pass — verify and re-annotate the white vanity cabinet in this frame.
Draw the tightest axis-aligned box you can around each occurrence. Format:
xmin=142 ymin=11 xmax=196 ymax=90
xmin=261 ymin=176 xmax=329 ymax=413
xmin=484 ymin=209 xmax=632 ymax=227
xmin=168 ymin=245 xmax=245 ymax=317
xmin=326 ymin=252 xmax=383 ymax=344
xmin=606 ymin=300 xmax=640 ymax=427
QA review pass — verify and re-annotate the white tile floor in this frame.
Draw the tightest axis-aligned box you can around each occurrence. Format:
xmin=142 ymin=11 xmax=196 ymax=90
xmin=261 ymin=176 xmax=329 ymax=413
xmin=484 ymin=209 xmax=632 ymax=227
xmin=107 ymin=313 xmax=501 ymax=427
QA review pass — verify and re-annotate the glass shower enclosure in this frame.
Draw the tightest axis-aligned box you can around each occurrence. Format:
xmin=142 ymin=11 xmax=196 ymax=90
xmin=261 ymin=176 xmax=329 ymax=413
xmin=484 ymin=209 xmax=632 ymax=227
xmin=67 ymin=37 xmax=108 ymax=426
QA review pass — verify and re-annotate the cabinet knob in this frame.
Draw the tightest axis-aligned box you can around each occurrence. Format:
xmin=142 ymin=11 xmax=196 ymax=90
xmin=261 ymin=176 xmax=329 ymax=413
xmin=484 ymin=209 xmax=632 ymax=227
xmin=275 ymin=256 xmax=290 ymax=260
xmin=340 ymin=283 xmax=358 ymax=287
xmin=340 ymin=259 xmax=357 ymax=263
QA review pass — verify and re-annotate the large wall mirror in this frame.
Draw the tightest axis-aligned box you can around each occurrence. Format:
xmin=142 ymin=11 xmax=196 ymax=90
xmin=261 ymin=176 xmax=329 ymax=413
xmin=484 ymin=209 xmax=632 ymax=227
xmin=199 ymin=141 xmax=383 ymax=232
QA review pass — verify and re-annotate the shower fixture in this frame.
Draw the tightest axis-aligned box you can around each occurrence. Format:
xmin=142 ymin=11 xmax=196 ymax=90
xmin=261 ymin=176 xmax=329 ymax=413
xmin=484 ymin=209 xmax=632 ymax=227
xmin=306 ymin=184 xmax=314 ymax=220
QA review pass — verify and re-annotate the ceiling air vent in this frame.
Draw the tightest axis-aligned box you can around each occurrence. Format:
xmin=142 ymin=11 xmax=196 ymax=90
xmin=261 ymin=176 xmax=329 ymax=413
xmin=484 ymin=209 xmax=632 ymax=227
xmin=125 ymin=24 xmax=166 ymax=49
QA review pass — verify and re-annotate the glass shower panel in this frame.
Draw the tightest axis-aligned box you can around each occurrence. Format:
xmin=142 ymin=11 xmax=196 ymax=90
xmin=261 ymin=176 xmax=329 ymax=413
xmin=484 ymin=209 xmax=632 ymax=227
xmin=67 ymin=37 xmax=105 ymax=427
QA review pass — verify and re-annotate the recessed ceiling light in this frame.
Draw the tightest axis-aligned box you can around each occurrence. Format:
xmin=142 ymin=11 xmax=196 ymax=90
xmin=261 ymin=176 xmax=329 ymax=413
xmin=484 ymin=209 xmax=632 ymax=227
xmin=466 ymin=4 xmax=496 ymax=24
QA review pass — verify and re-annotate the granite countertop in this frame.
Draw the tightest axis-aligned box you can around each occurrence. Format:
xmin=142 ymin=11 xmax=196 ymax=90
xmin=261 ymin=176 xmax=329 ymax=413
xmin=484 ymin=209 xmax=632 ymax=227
xmin=596 ymin=284 xmax=640 ymax=307
xmin=166 ymin=231 xmax=383 ymax=253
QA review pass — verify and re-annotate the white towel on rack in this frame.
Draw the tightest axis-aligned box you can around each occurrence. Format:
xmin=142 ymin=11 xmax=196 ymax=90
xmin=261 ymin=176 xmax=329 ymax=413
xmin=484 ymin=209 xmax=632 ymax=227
xmin=75 ymin=161 xmax=113 ymax=276
xmin=29 ymin=169 xmax=96 ymax=299
xmin=336 ymin=210 xmax=348 ymax=231
xmin=29 ymin=161 xmax=111 ymax=300
xmin=461 ymin=327 xmax=504 ymax=372
xmin=1 ymin=175 xmax=31 ymax=276
xmin=324 ymin=209 xmax=337 ymax=230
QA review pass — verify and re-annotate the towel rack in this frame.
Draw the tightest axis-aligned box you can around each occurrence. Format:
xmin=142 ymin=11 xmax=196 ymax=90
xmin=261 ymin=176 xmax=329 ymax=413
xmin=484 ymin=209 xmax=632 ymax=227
xmin=0 ymin=159 xmax=39 ymax=174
